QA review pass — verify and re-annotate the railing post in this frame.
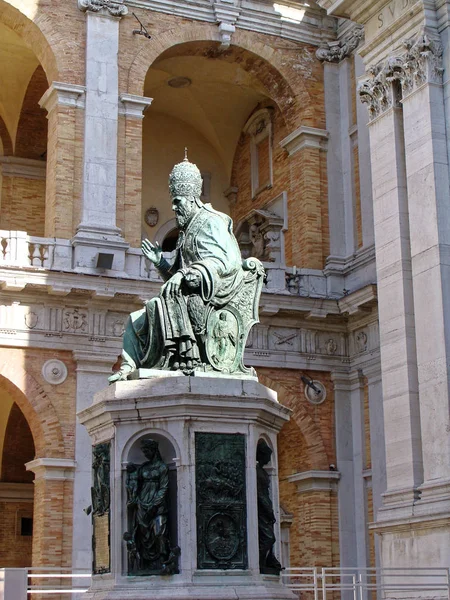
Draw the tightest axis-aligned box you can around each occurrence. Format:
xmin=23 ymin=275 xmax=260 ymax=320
xmin=447 ymin=567 xmax=450 ymax=600
xmin=322 ymin=567 xmax=327 ymax=600
xmin=0 ymin=568 xmax=28 ymax=600
xmin=313 ymin=567 xmax=319 ymax=600
xmin=353 ymin=573 xmax=357 ymax=600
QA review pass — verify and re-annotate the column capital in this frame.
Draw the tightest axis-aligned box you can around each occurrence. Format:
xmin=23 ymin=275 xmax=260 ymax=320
xmin=316 ymin=24 xmax=364 ymax=63
xmin=78 ymin=0 xmax=128 ymax=17
xmin=279 ymin=126 xmax=328 ymax=156
xmin=26 ymin=458 xmax=77 ymax=481
xmin=358 ymin=29 xmax=443 ymax=121
xmin=119 ymin=94 xmax=153 ymax=119
xmin=39 ymin=81 xmax=86 ymax=114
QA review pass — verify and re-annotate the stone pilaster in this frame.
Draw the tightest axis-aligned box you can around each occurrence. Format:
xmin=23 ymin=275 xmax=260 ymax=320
xmin=358 ymin=61 xmax=423 ymax=502
xmin=117 ymin=94 xmax=152 ymax=247
xmin=279 ymin=127 xmax=328 ymax=269
xmin=39 ymin=82 xmax=86 ymax=239
xmin=73 ymin=0 xmax=129 ymax=272
xmin=71 ymin=351 xmax=118 ymax=573
xmin=25 ymin=458 xmax=76 ymax=567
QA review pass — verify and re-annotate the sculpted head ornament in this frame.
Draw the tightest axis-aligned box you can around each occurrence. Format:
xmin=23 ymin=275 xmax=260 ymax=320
xmin=169 ymin=152 xmax=203 ymax=199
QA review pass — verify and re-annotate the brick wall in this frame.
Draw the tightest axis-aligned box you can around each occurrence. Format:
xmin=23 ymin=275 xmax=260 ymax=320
xmin=258 ymin=368 xmax=339 ymax=569
xmin=0 ymin=500 xmax=33 ymax=567
xmin=0 ymin=176 xmax=46 ymax=236
xmin=15 ymin=66 xmax=48 ymax=161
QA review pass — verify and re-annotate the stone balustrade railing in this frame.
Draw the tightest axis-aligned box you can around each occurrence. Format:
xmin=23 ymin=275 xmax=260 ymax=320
xmin=0 ymin=230 xmax=375 ymax=299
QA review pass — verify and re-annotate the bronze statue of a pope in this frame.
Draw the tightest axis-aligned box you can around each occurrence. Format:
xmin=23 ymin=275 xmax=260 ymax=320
xmin=109 ymin=156 xmax=264 ymax=383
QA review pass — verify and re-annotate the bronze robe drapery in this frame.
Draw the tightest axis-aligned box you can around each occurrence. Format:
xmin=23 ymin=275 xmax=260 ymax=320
xmin=122 ymin=205 xmax=244 ymax=370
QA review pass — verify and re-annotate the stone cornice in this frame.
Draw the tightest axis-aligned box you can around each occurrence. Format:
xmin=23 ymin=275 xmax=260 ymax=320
xmin=316 ymin=25 xmax=364 ymax=62
xmin=285 ymin=470 xmax=341 ymax=493
xmin=126 ymin=0 xmax=335 ymax=46
xmin=358 ymin=29 xmax=443 ymax=121
xmin=0 ymin=482 xmax=34 ymax=502
xmin=78 ymin=0 xmax=128 ymax=16
xmin=26 ymin=458 xmax=77 ymax=481
xmin=0 ymin=157 xmax=46 ymax=180
xmin=39 ymin=82 xmax=86 ymax=114
xmin=119 ymin=94 xmax=153 ymax=118
xmin=280 ymin=126 xmax=328 ymax=155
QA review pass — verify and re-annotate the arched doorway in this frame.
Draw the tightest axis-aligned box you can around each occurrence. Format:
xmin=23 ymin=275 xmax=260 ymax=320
xmin=0 ymin=383 xmax=35 ymax=567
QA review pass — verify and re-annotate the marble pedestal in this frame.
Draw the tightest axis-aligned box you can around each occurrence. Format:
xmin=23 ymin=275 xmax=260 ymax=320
xmin=78 ymin=374 xmax=295 ymax=600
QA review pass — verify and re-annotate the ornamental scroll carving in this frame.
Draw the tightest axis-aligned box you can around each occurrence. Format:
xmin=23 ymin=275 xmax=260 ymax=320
xmin=316 ymin=25 xmax=364 ymax=63
xmin=358 ymin=30 xmax=443 ymax=121
xmin=78 ymin=0 xmax=128 ymax=16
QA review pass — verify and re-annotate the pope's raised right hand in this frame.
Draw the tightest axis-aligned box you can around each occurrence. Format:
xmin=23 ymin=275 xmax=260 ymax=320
xmin=141 ymin=239 xmax=162 ymax=265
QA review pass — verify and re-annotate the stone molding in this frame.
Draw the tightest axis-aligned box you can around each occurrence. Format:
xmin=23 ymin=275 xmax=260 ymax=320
xmin=0 ymin=482 xmax=34 ymax=502
xmin=25 ymin=458 xmax=77 ymax=481
xmin=316 ymin=25 xmax=364 ymax=62
xmin=119 ymin=93 xmax=153 ymax=118
xmin=280 ymin=126 xmax=328 ymax=155
xmin=39 ymin=82 xmax=86 ymax=114
xmin=78 ymin=0 xmax=128 ymax=16
xmin=286 ymin=470 xmax=341 ymax=493
xmin=0 ymin=157 xmax=46 ymax=180
xmin=358 ymin=30 xmax=444 ymax=121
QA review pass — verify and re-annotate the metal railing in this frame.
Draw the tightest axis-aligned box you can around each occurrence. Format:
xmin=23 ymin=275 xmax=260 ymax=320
xmin=26 ymin=568 xmax=91 ymax=596
xmin=282 ymin=567 xmax=450 ymax=599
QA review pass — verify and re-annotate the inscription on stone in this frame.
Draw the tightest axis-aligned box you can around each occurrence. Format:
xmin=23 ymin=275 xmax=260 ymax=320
xmin=367 ymin=0 xmax=418 ymax=41
xmin=195 ymin=433 xmax=247 ymax=570
xmin=93 ymin=514 xmax=110 ymax=575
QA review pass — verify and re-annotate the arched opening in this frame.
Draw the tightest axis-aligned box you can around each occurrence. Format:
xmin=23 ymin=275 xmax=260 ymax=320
xmin=0 ymin=20 xmax=48 ymax=237
xmin=0 ymin=384 xmax=36 ymax=568
xmin=140 ymin=41 xmax=293 ymax=258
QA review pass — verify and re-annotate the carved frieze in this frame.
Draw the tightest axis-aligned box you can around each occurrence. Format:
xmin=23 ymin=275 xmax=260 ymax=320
xmin=358 ymin=30 xmax=443 ymax=121
xmin=316 ymin=25 xmax=364 ymax=63
xmin=78 ymin=0 xmax=128 ymax=16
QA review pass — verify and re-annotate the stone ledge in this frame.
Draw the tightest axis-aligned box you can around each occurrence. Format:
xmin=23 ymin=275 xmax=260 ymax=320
xmin=0 ymin=482 xmax=34 ymax=502
xmin=25 ymin=458 xmax=77 ymax=481
xmin=285 ymin=469 xmax=340 ymax=493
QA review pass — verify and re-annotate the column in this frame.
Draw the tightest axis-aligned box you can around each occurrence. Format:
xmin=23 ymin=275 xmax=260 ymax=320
xmin=354 ymin=54 xmax=374 ymax=249
xmin=25 ymin=458 xmax=76 ymax=567
xmin=399 ymin=34 xmax=450 ymax=485
xmin=117 ymin=94 xmax=152 ymax=248
xmin=39 ymin=82 xmax=85 ymax=239
xmin=331 ymin=372 xmax=357 ymax=573
xmin=364 ymin=364 xmax=385 ymax=571
xmin=279 ymin=126 xmax=328 ymax=269
xmin=359 ymin=70 xmax=423 ymax=501
xmin=74 ymin=0 xmax=129 ymax=272
xmin=71 ymin=351 xmax=119 ymax=573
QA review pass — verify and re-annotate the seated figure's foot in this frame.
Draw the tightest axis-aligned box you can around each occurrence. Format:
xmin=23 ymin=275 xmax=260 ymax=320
xmin=108 ymin=365 xmax=133 ymax=385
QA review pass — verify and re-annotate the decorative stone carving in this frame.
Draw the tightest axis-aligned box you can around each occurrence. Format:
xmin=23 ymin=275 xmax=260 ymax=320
xmin=355 ymin=331 xmax=368 ymax=353
xmin=24 ymin=311 xmax=38 ymax=329
xmin=304 ymin=380 xmax=326 ymax=405
xmin=41 ymin=359 xmax=68 ymax=385
xmin=257 ymin=440 xmax=281 ymax=575
xmin=77 ymin=0 xmax=128 ymax=16
xmin=236 ymin=209 xmax=284 ymax=263
xmin=358 ymin=29 xmax=444 ymax=121
xmin=144 ymin=207 xmax=159 ymax=227
xmin=326 ymin=338 xmax=337 ymax=355
xmin=63 ymin=308 xmax=88 ymax=333
xmin=316 ymin=25 xmax=364 ymax=62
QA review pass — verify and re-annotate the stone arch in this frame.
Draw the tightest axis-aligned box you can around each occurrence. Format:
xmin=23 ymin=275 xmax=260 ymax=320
xmin=0 ymin=114 xmax=13 ymax=155
xmin=0 ymin=0 xmax=60 ymax=83
xmin=0 ymin=366 xmax=66 ymax=459
xmin=258 ymin=371 xmax=328 ymax=470
xmin=126 ymin=24 xmax=314 ymax=128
